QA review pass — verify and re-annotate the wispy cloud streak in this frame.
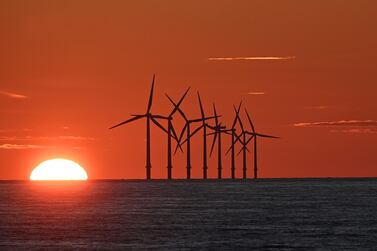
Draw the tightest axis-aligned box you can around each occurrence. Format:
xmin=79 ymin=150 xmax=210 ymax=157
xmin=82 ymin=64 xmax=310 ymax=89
xmin=304 ymin=106 xmax=328 ymax=110
xmin=294 ymin=120 xmax=377 ymax=134
xmin=340 ymin=129 xmax=377 ymax=134
xmin=294 ymin=120 xmax=377 ymax=127
xmin=0 ymin=91 xmax=27 ymax=99
xmin=208 ymin=56 xmax=295 ymax=61
xmin=0 ymin=128 xmax=31 ymax=133
xmin=248 ymin=92 xmax=265 ymax=95
xmin=0 ymin=144 xmax=52 ymax=150
xmin=0 ymin=136 xmax=94 ymax=141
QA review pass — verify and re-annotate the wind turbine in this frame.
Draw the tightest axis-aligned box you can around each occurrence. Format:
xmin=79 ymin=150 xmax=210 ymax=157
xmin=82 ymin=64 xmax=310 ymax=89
xmin=165 ymin=88 xmax=190 ymax=179
xmin=196 ymin=92 xmax=215 ymax=179
xmin=234 ymin=108 xmax=251 ymax=179
xmin=109 ymin=75 xmax=170 ymax=180
xmin=225 ymin=104 xmax=251 ymax=179
xmin=243 ymin=109 xmax=279 ymax=179
xmin=167 ymin=95 xmax=217 ymax=179
xmin=207 ymin=104 xmax=232 ymax=179
xmin=179 ymin=92 xmax=214 ymax=179
xmin=229 ymin=102 xmax=242 ymax=179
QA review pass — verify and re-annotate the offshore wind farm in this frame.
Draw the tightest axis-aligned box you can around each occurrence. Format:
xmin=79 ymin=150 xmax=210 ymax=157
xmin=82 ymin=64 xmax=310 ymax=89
xmin=109 ymin=75 xmax=279 ymax=180
xmin=1 ymin=0 xmax=377 ymax=250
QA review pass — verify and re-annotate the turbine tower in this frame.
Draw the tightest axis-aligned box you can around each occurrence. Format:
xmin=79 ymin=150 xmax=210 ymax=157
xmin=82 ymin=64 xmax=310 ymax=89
xmin=109 ymin=75 xmax=171 ymax=180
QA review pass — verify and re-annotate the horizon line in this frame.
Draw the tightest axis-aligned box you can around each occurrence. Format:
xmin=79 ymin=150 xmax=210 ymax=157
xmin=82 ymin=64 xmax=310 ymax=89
xmin=2 ymin=177 xmax=377 ymax=182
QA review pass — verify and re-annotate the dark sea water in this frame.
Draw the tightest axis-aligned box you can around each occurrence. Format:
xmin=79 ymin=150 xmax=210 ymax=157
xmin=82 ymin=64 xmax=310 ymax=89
xmin=1 ymin=179 xmax=377 ymax=250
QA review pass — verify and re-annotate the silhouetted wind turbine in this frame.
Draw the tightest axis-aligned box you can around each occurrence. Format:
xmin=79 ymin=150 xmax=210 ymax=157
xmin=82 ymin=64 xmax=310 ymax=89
xmin=167 ymin=96 xmax=216 ymax=179
xmin=243 ymin=109 xmax=279 ymax=179
xmin=234 ymin=109 xmax=251 ymax=179
xmin=229 ymin=102 xmax=242 ymax=179
xmin=207 ymin=104 xmax=232 ymax=179
xmin=109 ymin=75 xmax=171 ymax=180
xmin=197 ymin=92 xmax=210 ymax=179
xmin=165 ymin=88 xmax=190 ymax=179
xmin=179 ymin=92 xmax=214 ymax=179
xmin=225 ymin=104 xmax=250 ymax=178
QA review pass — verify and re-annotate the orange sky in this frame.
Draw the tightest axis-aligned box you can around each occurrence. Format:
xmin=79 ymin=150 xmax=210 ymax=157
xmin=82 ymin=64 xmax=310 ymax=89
xmin=1 ymin=0 xmax=376 ymax=179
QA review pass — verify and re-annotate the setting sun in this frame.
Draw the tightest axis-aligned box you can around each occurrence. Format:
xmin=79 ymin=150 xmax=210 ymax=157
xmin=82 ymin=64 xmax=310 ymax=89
xmin=30 ymin=159 xmax=88 ymax=181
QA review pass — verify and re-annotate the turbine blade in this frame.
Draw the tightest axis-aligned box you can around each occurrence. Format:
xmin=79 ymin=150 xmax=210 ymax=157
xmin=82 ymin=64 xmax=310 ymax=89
xmin=236 ymin=109 xmax=244 ymax=131
xmin=225 ymin=131 xmax=244 ymax=155
xmin=151 ymin=117 xmax=168 ymax=134
xmin=190 ymin=124 xmax=204 ymax=138
xmin=232 ymin=101 xmax=242 ymax=128
xmin=213 ymin=104 xmax=218 ymax=126
xmin=109 ymin=115 xmax=144 ymax=129
xmin=179 ymin=137 xmax=189 ymax=147
xmin=146 ymin=74 xmax=155 ymax=113
xmin=234 ymin=132 xmax=244 ymax=144
xmin=210 ymin=132 xmax=218 ymax=157
xmin=245 ymin=108 xmax=256 ymax=133
xmin=166 ymin=94 xmax=188 ymax=121
xmin=190 ymin=117 xmax=212 ymax=123
xmin=178 ymin=124 xmax=187 ymax=144
xmin=256 ymin=133 xmax=279 ymax=139
xmin=237 ymin=147 xmax=243 ymax=156
xmin=190 ymin=115 xmax=219 ymax=123
xmin=232 ymin=106 xmax=238 ymax=128
xmin=244 ymin=136 xmax=254 ymax=146
xmin=170 ymin=124 xmax=183 ymax=153
xmin=237 ymin=146 xmax=250 ymax=156
xmin=151 ymin=115 xmax=170 ymax=120
xmin=197 ymin=92 xmax=205 ymax=119
xmin=225 ymin=145 xmax=232 ymax=155
xmin=169 ymin=87 xmax=190 ymax=117
xmin=170 ymin=124 xmax=179 ymax=141
xmin=166 ymin=93 xmax=176 ymax=106
xmin=178 ymin=124 xmax=202 ymax=149
xmin=174 ymin=124 xmax=187 ymax=154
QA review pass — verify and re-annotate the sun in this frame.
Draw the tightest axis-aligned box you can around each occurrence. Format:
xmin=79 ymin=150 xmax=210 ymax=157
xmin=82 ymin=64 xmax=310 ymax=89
xmin=30 ymin=159 xmax=88 ymax=181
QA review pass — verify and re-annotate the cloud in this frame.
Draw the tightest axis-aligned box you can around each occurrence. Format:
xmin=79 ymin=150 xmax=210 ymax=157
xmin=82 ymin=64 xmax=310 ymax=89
xmin=294 ymin=120 xmax=377 ymax=134
xmin=0 ymin=144 xmax=52 ymax=150
xmin=0 ymin=128 xmax=31 ymax=133
xmin=0 ymin=135 xmax=94 ymax=141
xmin=208 ymin=56 xmax=295 ymax=61
xmin=56 ymin=136 xmax=94 ymax=140
xmin=0 ymin=91 xmax=27 ymax=99
xmin=248 ymin=92 xmax=265 ymax=95
xmin=339 ymin=129 xmax=377 ymax=134
xmin=304 ymin=106 xmax=328 ymax=110
xmin=0 ymin=136 xmax=34 ymax=141
xmin=294 ymin=120 xmax=377 ymax=127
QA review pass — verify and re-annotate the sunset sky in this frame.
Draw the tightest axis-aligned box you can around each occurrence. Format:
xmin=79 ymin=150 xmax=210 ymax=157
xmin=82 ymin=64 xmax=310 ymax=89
xmin=1 ymin=0 xmax=376 ymax=179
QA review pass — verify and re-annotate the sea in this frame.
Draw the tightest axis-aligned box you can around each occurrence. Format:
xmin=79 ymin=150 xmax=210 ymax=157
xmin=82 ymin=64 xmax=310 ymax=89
xmin=1 ymin=179 xmax=376 ymax=250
